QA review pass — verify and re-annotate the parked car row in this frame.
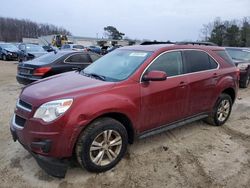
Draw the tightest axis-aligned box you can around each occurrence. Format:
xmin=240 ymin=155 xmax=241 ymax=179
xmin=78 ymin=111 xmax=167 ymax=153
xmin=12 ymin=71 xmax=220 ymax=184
xmin=10 ymin=43 xmax=239 ymax=177
xmin=0 ymin=42 xmax=118 ymax=62
xmin=0 ymin=41 xmax=249 ymax=89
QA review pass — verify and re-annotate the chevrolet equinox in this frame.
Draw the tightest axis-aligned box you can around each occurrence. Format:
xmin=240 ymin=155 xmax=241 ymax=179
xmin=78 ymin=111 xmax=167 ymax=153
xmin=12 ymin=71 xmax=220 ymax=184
xmin=10 ymin=44 xmax=239 ymax=177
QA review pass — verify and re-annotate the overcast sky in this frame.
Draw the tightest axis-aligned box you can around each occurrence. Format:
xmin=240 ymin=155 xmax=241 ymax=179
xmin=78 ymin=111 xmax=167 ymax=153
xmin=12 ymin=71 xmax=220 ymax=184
xmin=0 ymin=0 xmax=249 ymax=41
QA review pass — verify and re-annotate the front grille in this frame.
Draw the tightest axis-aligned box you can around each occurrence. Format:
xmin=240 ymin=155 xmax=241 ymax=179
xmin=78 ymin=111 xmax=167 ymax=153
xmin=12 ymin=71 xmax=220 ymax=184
xmin=15 ymin=115 xmax=26 ymax=128
xmin=17 ymin=99 xmax=32 ymax=112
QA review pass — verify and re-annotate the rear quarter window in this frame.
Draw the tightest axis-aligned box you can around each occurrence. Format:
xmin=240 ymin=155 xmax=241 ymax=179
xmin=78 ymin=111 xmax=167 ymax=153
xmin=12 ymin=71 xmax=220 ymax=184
xmin=214 ymin=50 xmax=235 ymax=66
xmin=183 ymin=50 xmax=217 ymax=73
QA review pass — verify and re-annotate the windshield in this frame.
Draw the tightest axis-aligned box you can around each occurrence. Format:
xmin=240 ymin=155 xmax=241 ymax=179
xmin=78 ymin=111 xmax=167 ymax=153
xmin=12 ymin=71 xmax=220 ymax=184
xmin=0 ymin=43 xmax=18 ymax=51
xmin=226 ymin=49 xmax=250 ymax=61
xmin=26 ymin=44 xmax=46 ymax=52
xmin=83 ymin=50 xmax=152 ymax=81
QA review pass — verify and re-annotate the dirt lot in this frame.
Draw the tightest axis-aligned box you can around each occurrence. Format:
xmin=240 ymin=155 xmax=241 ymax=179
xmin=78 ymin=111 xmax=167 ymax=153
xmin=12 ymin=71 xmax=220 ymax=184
xmin=0 ymin=60 xmax=250 ymax=188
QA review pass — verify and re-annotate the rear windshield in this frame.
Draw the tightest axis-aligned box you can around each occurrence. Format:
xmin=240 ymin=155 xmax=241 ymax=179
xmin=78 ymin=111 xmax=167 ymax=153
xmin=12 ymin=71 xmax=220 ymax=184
xmin=214 ymin=50 xmax=235 ymax=65
xmin=33 ymin=52 xmax=66 ymax=64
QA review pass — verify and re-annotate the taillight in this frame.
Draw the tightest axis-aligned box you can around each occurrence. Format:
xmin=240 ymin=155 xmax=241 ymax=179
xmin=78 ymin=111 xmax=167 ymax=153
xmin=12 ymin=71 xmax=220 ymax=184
xmin=33 ymin=67 xmax=51 ymax=76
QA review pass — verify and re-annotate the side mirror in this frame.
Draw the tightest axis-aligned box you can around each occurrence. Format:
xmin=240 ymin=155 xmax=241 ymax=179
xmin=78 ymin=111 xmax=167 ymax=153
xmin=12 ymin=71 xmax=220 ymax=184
xmin=142 ymin=70 xmax=167 ymax=82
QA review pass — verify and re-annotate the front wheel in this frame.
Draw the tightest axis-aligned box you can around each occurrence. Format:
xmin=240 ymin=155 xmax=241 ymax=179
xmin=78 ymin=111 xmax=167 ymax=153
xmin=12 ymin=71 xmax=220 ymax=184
xmin=205 ymin=93 xmax=232 ymax=126
xmin=2 ymin=54 xmax=7 ymax=61
xmin=76 ymin=117 xmax=128 ymax=172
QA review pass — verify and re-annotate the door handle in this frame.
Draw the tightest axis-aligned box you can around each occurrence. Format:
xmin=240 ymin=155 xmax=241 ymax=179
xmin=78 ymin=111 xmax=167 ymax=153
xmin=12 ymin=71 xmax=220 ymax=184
xmin=179 ymin=81 xmax=188 ymax=87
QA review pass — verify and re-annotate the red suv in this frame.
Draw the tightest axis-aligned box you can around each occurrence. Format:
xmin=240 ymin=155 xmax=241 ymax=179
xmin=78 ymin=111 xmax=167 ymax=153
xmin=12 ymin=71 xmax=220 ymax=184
xmin=10 ymin=44 xmax=239 ymax=178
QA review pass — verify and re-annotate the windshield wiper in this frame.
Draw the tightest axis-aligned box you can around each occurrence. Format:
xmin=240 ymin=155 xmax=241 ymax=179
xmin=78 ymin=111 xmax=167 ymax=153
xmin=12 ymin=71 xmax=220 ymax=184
xmin=81 ymin=71 xmax=106 ymax=81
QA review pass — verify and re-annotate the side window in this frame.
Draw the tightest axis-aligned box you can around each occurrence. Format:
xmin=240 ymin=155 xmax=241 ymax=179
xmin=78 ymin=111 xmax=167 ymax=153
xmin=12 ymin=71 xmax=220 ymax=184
xmin=215 ymin=50 xmax=235 ymax=66
xmin=209 ymin=57 xmax=218 ymax=69
xmin=62 ymin=45 xmax=70 ymax=49
xmin=90 ymin=53 xmax=101 ymax=62
xmin=147 ymin=51 xmax=183 ymax=77
xmin=65 ymin=54 xmax=90 ymax=63
xmin=65 ymin=54 xmax=81 ymax=63
xmin=78 ymin=54 xmax=91 ymax=63
xmin=184 ymin=51 xmax=213 ymax=73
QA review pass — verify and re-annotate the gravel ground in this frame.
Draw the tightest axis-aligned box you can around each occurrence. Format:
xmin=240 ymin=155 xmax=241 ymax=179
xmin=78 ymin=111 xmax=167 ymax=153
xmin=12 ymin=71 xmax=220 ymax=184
xmin=0 ymin=60 xmax=250 ymax=188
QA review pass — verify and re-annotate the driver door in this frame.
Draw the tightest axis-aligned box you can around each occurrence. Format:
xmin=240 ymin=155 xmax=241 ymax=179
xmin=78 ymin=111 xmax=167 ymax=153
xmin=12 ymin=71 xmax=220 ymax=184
xmin=139 ymin=51 xmax=189 ymax=132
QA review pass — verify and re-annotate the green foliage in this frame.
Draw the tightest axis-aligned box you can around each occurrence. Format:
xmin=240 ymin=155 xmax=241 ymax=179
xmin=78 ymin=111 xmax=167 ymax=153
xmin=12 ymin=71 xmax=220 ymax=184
xmin=201 ymin=17 xmax=250 ymax=47
xmin=104 ymin=26 xmax=125 ymax=40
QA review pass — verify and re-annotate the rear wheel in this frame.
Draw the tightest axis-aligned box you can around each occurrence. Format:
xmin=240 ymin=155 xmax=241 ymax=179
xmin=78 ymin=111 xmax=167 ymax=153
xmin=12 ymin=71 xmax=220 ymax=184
xmin=76 ymin=117 xmax=128 ymax=172
xmin=205 ymin=93 xmax=232 ymax=126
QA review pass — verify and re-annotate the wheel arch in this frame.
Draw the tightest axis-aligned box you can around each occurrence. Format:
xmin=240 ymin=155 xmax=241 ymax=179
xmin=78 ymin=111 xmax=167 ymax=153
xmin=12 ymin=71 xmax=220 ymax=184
xmin=97 ymin=112 xmax=135 ymax=144
xmin=221 ymin=87 xmax=236 ymax=103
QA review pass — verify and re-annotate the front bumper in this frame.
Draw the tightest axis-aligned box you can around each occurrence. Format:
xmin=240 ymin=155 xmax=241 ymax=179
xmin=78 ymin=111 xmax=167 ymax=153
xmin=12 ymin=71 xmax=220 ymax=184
xmin=7 ymin=54 xmax=19 ymax=60
xmin=10 ymin=126 xmax=68 ymax=178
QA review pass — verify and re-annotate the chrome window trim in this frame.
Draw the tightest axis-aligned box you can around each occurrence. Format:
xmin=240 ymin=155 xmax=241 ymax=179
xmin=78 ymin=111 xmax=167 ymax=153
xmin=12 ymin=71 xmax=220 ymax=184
xmin=140 ymin=49 xmax=220 ymax=83
xmin=16 ymin=99 xmax=32 ymax=112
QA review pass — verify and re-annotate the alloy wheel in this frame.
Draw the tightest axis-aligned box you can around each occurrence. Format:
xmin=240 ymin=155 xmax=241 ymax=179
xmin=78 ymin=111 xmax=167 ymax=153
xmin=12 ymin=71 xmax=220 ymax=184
xmin=217 ymin=99 xmax=230 ymax=122
xmin=90 ymin=130 xmax=122 ymax=166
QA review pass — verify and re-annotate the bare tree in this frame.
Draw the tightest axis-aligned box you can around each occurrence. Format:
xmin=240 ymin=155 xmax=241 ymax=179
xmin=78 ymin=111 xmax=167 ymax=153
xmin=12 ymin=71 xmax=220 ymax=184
xmin=0 ymin=16 xmax=71 ymax=42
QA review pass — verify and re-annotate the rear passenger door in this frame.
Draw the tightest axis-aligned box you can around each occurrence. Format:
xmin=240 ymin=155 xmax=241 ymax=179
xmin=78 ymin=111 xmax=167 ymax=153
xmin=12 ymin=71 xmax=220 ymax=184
xmin=183 ymin=50 xmax=219 ymax=116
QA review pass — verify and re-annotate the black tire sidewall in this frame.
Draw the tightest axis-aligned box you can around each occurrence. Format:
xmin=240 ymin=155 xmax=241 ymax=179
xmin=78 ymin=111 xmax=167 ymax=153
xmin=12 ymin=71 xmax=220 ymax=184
xmin=213 ymin=94 xmax=232 ymax=126
xmin=3 ymin=54 xmax=7 ymax=61
xmin=78 ymin=118 xmax=128 ymax=172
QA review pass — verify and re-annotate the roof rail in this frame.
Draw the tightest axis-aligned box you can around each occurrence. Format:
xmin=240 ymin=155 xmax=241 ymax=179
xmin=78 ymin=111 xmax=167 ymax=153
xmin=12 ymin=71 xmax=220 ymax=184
xmin=140 ymin=41 xmax=174 ymax=45
xmin=176 ymin=41 xmax=218 ymax=46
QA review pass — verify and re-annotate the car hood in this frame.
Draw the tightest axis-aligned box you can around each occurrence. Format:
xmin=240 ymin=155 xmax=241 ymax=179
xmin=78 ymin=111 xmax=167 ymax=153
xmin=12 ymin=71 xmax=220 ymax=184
xmin=20 ymin=72 xmax=115 ymax=106
xmin=233 ymin=59 xmax=250 ymax=65
xmin=4 ymin=48 xmax=20 ymax=53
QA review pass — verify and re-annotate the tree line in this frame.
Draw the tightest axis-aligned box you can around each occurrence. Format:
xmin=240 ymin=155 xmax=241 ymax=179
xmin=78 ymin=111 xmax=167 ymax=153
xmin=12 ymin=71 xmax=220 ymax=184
xmin=0 ymin=16 xmax=71 ymax=42
xmin=201 ymin=17 xmax=250 ymax=47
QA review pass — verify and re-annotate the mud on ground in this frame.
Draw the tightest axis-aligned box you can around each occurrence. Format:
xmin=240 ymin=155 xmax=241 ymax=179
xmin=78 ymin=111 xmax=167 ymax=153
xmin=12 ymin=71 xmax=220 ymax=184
xmin=0 ymin=61 xmax=250 ymax=188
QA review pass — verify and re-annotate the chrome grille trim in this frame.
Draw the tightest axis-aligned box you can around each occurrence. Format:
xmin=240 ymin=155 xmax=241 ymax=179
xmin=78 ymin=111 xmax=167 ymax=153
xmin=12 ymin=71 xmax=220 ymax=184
xmin=16 ymin=99 xmax=32 ymax=112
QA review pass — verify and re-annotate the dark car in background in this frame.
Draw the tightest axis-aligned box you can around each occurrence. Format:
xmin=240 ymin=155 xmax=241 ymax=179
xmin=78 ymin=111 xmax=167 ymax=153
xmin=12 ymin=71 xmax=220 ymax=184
xmin=16 ymin=50 xmax=101 ymax=85
xmin=61 ymin=44 xmax=85 ymax=51
xmin=0 ymin=43 xmax=22 ymax=61
xmin=18 ymin=43 xmax=48 ymax=62
xmin=226 ymin=47 xmax=250 ymax=88
xmin=86 ymin=46 xmax=102 ymax=54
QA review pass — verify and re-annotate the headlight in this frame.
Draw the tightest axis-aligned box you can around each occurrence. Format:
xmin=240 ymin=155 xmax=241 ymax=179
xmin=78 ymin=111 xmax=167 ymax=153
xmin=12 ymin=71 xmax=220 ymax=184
xmin=237 ymin=63 xmax=249 ymax=70
xmin=34 ymin=99 xmax=73 ymax=122
xmin=7 ymin=52 xmax=12 ymax=55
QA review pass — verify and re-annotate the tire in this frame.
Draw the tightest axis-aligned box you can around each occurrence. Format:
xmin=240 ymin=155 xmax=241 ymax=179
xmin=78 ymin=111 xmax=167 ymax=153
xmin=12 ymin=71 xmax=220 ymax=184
xmin=205 ymin=93 xmax=232 ymax=126
xmin=2 ymin=54 xmax=7 ymax=61
xmin=240 ymin=74 xmax=250 ymax=88
xmin=76 ymin=117 xmax=128 ymax=172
